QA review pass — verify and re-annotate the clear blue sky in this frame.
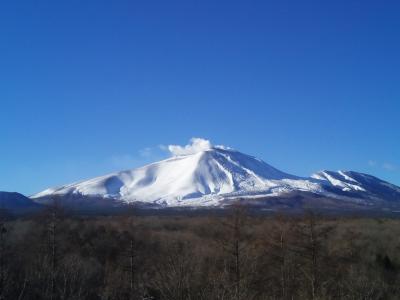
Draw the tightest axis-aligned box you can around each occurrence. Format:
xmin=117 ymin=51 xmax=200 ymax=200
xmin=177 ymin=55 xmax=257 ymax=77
xmin=1 ymin=0 xmax=399 ymax=195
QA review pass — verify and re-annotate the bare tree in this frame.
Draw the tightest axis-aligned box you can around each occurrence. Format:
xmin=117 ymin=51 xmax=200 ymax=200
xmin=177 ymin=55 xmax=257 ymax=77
xmin=291 ymin=211 xmax=333 ymax=300
xmin=151 ymin=240 xmax=196 ymax=300
xmin=123 ymin=203 xmax=141 ymax=300
xmin=43 ymin=199 xmax=65 ymax=300
xmin=265 ymin=214 xmax=295 ymax=299
xmin=219 ymin=204 xmax=252 ymax=300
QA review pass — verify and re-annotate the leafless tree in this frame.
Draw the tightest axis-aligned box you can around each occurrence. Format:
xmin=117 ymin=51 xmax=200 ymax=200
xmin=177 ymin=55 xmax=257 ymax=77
xmin=151 ymin=240 xmax=196 ymax=300
xmin=122 ymin=203 xmax=142 ymax=300
xmin=218 ymin=204 xmax=253 ymax=300
xmin=42 ymin=198 xmax=65 ymax=300
xmin=264 ymin=214 xmax=295 ymax=299
xmin=291 ymin=211 xmax=333 ymax=300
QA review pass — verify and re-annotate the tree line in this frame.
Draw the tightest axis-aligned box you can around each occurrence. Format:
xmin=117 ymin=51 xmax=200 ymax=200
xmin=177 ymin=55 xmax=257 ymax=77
xmin=0 ymin=204 xmax=399 ymax=299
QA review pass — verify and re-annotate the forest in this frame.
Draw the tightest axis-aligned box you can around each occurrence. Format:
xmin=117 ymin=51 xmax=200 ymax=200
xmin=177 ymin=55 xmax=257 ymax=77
xmin=0 ymin=205 xmax=399 ymax=300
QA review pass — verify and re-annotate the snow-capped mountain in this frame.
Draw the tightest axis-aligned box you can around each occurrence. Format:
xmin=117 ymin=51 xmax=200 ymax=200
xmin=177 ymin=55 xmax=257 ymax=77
xmin=31 ymin=139 xmax=400 ymax=209
xmin=311 ymin=170 xmax=400 ymax=202
xmin=32 ymin=146 xmax=323 ymax=206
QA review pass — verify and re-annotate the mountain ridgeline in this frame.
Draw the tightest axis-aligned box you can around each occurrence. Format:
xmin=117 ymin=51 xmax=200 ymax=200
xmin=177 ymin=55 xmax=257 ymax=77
xmin=29 ymin=146 xmax=400 ymax=213
xmin=0 ymin=192 xmax=41 ymax=214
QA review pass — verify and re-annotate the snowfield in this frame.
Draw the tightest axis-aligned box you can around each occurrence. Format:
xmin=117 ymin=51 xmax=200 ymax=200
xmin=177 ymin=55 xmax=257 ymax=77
xmin=32 ymin=139 xmax=400 ymax=208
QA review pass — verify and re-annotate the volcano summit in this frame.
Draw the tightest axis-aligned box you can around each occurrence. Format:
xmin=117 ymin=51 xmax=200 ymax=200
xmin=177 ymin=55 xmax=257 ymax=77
xmin=32 ymin=139 xmax=400 ymax=210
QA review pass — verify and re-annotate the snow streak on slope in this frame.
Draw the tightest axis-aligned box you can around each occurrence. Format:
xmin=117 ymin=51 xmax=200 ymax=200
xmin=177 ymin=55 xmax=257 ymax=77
xmin=312 ymin=170 xmax=400 ymax=202
xmin=312 ymin=171 xmax=367 ymax=192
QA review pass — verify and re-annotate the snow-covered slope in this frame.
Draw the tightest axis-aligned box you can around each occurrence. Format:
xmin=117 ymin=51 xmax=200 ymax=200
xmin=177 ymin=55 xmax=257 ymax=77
xmin=31 ymin=139 xmax=400 ymax=208
xmin=312 ymin=171 xmax=368 ymax=192
xmin=312 ymin=170 xmax=400 ymax=202
xmin=32 ymin=146 xmax=323 ymax=207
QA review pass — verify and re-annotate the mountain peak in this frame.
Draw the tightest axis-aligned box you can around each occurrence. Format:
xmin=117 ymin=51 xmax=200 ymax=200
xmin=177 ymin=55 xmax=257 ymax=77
xmin=32 ymin=143 xmax=310 ymax=206
xmin=31 ymin=139 xmax=400 ymax=209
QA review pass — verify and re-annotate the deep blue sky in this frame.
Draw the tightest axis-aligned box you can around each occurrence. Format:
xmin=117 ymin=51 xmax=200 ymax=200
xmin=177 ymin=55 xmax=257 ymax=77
xmin=1 ymin=0 xmax=399 ymax=195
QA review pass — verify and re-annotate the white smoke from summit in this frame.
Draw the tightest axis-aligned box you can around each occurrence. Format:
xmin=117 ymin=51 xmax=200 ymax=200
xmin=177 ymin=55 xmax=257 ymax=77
xmin=168 ymin=138 xmax=213 ymax=156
